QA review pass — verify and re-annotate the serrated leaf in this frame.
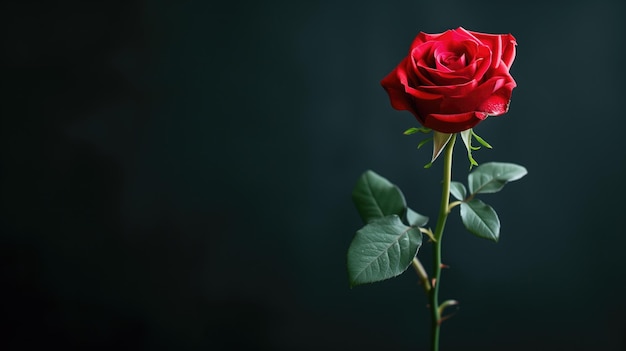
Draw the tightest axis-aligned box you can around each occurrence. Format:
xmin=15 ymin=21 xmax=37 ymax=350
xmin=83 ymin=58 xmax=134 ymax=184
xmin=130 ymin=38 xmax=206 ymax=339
xmin=468 ymin=162 xmax=528 ymax=194
xmin=460 ymin=199 xmax=500 ymax=242
xmin=449 ymin=181 xmax=467 ymax=201
xmin=352 ymin=170 xmax=406 ymax=223
xmin=405 ymin=207 xmax=429 ymax=227
xmin=347 ymin=215 xmax=423 ymax=286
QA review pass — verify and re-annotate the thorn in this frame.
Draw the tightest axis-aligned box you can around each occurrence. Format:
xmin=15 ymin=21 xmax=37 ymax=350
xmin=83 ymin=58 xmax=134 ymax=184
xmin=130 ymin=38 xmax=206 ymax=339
xmin=439 ymin=311 xmax=459 ymax=324
xmin=440 ymin=263 xmax=450 ymax=269
xmin=438 ymin=300 xmax=460 ymax=324
xmin=431 ymin=278 xmax=437 ymax=288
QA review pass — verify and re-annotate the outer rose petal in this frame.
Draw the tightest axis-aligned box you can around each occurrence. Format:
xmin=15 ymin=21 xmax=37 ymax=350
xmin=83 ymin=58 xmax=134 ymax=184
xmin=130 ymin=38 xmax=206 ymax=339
xmin=500 ymin=34 xmax=517 ymax=68
xmin=381 ymin=57 xmax=442 ymax=126
xmin=477 ymin=81 xmax=516 ymax=116
xmin=410 ymin=31 xmax=441 ymax=47
xmin=424 ymin=111 xmax=487 ymax=133
xmin=470 ymin=31 xmax=517 ymax=69
xmin=381 ymin=59 xmax=419 ymax=115
xmin=438 ymin=78 xmax=500 ymax=114
xmin=395 ymin=57 xmax=442 ymax=100
xmin=436 ymin=28 xmax=478 ymax=45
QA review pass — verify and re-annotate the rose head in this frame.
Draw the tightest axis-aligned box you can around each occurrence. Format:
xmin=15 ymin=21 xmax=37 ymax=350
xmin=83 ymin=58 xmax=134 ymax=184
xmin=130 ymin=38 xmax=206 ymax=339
xmin=381 ymin=27 xmax=517 ymax=133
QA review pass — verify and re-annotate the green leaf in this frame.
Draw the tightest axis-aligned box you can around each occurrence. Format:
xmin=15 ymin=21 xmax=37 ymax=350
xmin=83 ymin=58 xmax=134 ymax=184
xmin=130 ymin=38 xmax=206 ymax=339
xmin=347 ymin=215 xmax=423 ymax=286
xmin=417 ymin=138 xmax=432 ymax=149
xmin=449 ymin=181 xmax=467 ymax=201
xmin=403 ymin=127 xmax=431 ymax=135
xmin=405 ymin=207 xmax=429 ymax=227
xmin=403 ymin=127 xmax=419 ymax=135
xmin=472 ymin=130 xmax=493 ymax=149
xmin=460 ymin=199 xmax=500 ymax=242
xmin=468 ymin=154 xmax=478 ymax=168
xmin=468 ymin=162 xmax=528 ymax=195
xmin=352 ymin=170 xmax=406 ymax=223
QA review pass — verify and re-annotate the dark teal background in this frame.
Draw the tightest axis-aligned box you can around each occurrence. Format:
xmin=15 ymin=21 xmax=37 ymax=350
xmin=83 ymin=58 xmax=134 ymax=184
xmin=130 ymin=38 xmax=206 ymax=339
xmin=2 ymin=1 xmax=626 ymax=350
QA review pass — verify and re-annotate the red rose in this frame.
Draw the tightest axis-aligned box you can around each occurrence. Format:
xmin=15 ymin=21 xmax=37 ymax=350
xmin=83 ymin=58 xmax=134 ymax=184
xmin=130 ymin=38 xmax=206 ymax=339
xmin=381 ymin=27 xmax=517 ymax=133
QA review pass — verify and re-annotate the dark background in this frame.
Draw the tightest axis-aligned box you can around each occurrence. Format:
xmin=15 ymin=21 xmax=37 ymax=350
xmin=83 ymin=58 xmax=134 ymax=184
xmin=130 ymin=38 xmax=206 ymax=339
xmin=2 ymin=1 xmax=626 ymax=350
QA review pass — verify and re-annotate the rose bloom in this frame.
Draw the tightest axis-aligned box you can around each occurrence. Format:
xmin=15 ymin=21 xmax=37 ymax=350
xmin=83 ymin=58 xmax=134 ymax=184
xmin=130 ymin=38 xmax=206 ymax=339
xmin=381 ymin=27 xmax=517 ymax=133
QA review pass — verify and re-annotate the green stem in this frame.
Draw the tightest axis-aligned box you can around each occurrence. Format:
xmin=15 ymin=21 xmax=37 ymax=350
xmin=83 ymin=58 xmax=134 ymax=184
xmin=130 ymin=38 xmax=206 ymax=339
xmin=429 ymin=133 xmax=456 ymax=351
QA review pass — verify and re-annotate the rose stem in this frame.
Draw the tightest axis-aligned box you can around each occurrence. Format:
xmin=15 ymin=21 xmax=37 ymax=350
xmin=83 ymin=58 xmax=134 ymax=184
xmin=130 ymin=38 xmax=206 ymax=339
xmin=429 ymin=133 xmax=456 ymax=351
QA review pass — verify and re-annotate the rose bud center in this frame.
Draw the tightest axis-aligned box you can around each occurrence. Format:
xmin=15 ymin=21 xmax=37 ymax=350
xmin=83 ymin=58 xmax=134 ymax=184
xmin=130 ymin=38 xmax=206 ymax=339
xmin=437 ymin=51 xmax=466 ymax=70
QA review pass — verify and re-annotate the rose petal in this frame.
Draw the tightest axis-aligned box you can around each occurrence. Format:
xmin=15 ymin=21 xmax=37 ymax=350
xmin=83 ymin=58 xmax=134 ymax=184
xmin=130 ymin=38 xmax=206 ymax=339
xmin=433 ymin=39 xmax=478 ymax=63
xmin=414 ymin=64 xmax=438 ymax=86
xmin=472 ymin=45 xmax=492 ymax=81
xmin=418 ymin=79 xmax=478 ymax=97
xmin=411 ymin=43 xmax=438 ymax=85
xmin=381 ymin=59 xmax=418 ymax=114
xmin=410 ymin=31 xmax=438 ymax=48
xmin=411 ymin=28 xmax=471 ymax=48
xmin=382 ymin=58 xmax=443 ymax=124
xmin=418 ymin=62 xmax=477 ymax=85
xmin=477 ymin=81 xmax=516 ymax=116
xmin=423 ymin=111 xmax=485 ymax=133
xmin=452 ymin=27 xmax=477 ymax=39
xmin=469 ymin=31 xmax=517 ymax=69
xmin=501 ymin=34 xmax=517 ymax=68
xmin=397 ymin=63 xmax=442 ymax=100
xmin=418 ymin=40 xmax=490 ymax=86
xmin=438 ymin=28 xmax=476 ymax=44
xmin=438 ymin=76 xmax=507 ymax=114
xmin=411 ymin=42 xmax=436 ymax=68
xmin=417 ymin=65 xmax=466 ymax=85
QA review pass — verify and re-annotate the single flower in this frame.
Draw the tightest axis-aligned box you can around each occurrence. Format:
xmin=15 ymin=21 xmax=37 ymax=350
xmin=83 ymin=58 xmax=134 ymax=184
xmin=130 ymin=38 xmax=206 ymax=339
xmin=381 ymin=27 xmax=517 ymax=133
